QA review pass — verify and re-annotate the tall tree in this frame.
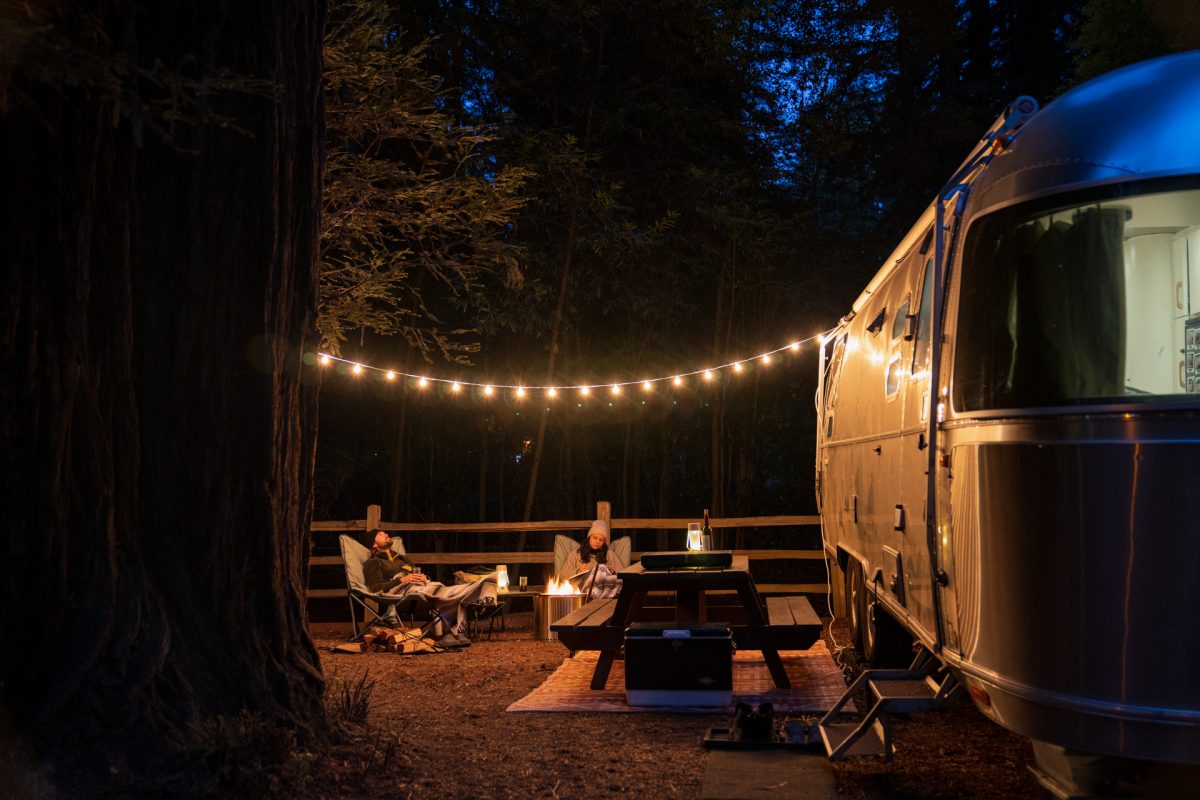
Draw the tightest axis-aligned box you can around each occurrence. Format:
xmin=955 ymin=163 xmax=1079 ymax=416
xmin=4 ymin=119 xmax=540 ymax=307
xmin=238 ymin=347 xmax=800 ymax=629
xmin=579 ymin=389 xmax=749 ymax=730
xmin=1 ymin=0 xmax=325 ymax=791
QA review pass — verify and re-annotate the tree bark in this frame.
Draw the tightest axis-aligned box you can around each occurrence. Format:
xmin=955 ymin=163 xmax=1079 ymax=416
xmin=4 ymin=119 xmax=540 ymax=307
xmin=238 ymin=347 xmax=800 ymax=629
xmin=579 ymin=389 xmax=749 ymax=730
xmin=1 ymin=0 xmax=326 ymax=783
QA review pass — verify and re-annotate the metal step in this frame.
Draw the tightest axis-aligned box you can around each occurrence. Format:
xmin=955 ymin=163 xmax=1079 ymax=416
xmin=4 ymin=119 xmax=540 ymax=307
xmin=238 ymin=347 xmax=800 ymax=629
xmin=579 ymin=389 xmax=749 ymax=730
xmin=819 ymin=720 xmax=888 ymax=758
xmin=867 ymin=676 xmax=937 ymax=713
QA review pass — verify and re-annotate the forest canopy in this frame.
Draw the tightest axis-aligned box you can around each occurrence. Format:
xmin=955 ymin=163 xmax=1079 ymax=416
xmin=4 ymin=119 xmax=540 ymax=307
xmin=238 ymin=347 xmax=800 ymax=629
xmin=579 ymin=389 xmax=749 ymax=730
xmin=313 ymin=0 xmax=1197 ymax=527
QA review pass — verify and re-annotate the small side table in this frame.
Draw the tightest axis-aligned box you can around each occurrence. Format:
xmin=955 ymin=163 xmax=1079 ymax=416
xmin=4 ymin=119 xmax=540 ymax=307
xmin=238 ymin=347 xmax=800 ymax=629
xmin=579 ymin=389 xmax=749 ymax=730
xmin=462 ymin=600 xmax=507 ymax=641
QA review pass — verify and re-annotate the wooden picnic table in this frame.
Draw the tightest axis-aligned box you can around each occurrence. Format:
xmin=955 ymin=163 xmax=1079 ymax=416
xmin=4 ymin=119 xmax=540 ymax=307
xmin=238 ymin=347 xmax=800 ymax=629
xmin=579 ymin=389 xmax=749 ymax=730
xmin=551 ymin=556 xmax=821 ymax=690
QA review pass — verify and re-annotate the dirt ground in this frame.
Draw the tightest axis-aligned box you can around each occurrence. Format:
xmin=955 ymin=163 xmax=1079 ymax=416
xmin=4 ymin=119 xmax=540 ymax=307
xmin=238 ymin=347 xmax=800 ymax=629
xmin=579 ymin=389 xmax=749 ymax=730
xmin=307 ymin=611 xmax=1045 ymax=800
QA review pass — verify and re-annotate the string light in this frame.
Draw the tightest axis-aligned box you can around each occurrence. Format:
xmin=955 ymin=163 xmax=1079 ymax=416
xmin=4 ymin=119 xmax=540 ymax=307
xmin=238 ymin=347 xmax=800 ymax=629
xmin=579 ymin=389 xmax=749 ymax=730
xmin=312 ymin=329 xmax=832 ymax=398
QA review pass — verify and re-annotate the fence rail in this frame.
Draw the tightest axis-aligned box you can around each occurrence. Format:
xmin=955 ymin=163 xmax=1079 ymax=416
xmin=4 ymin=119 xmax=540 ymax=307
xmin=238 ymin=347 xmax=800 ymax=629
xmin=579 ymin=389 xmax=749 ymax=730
xmin=306 ymin=502 xmax=830 ymax=603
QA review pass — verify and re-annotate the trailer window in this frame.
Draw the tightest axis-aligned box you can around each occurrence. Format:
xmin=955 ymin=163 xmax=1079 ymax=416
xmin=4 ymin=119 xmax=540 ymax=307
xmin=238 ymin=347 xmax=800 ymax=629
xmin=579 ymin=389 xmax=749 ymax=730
xmin=886 ymin=298 xmax=909 ymax=396
xmin=953 ymin=184 xmax=1200 ymax=411
xmin=913 ymin=258 xmax=934 ymax=375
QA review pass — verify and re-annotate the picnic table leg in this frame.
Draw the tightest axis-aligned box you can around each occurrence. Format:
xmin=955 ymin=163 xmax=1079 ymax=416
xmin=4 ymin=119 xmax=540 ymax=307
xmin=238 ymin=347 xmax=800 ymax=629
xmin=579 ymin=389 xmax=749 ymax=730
xmin=676 ymin=588 xmax=702 ymax=622
xmin=762 ymin=648 xmax=791 ymax=688
xmin=592 ymin=650 xmax=617 ymax=689
xmin=585 ymin=588 xmax=638 ymax=690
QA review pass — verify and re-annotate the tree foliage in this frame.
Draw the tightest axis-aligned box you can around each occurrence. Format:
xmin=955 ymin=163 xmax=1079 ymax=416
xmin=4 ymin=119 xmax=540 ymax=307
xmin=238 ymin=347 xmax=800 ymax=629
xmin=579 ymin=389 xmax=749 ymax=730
xmin=316 ymin=0 xmax=1199 ymax=531
xmin=320 ymin=0 xmax=530 ymax=361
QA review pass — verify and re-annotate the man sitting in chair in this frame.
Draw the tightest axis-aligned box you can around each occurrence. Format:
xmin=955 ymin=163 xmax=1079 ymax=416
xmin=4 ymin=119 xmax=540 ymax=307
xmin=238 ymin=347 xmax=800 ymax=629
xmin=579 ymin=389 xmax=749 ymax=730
xmin=557 ymin=520 xmax=624 ymax=599
xmin=363 ymin=529 xmax=497 ymax=648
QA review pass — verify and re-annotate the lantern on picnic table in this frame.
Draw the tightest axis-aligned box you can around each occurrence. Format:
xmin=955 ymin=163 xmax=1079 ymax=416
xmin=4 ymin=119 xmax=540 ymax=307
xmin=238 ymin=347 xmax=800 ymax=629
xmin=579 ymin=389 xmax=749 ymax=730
xmin=496 ymin=564 xmax=509 ymax=591
xmin=533 ymin=577 xmax=583 ymax=641
xmin=686 ymin=522 xmax=703 ymax=551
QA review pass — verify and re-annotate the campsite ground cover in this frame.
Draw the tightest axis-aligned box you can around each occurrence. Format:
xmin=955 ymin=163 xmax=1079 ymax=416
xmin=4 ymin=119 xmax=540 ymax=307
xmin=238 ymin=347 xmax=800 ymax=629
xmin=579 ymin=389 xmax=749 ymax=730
xmin=309 ymin=614 xmax=1043 ymax=799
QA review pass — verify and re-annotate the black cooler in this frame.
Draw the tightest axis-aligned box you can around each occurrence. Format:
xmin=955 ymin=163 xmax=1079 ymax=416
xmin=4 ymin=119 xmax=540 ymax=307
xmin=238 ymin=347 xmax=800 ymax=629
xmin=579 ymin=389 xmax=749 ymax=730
xmin=624 ymin=623 xmax=733 ymax=707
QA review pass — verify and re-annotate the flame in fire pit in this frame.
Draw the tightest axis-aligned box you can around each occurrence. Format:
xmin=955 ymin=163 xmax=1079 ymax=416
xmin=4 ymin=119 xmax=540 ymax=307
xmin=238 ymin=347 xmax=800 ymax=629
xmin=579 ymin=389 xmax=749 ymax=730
xmin=545 ymin=577 xmax=579 ymax=595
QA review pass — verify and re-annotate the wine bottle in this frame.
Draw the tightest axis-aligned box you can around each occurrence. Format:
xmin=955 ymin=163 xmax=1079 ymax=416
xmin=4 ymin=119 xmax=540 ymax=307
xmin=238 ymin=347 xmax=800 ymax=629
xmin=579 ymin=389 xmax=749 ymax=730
xmin=702 ymin=508 xmax=713 ymax=550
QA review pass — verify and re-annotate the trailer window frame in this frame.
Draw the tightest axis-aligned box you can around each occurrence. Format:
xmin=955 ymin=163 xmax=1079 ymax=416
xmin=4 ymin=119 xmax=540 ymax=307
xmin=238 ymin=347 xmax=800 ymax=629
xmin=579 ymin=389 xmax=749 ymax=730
xmin=951 ymin=176 xmax=1200 ymax=413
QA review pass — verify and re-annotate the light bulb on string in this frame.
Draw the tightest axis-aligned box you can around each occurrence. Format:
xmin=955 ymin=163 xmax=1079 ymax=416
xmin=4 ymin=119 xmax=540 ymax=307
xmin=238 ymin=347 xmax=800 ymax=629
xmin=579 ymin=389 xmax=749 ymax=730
xmin=673 ymin=376 xmax=683 ymax=386
xmin=352 ymin=363 xmax=363 ymax=375
xmin=733 ymin=362 xmax=744 ymax=373
xmin=516 ymin=386 xmax=526 ymax=398
xmin=418 ymin=377 xmax=428 ymax=389
xmin=761 ymin=354 xmax=771 ymax=365
xmin=484 ymin=385 xmax=494 ymax=396
xmin=579 ymin=386 xmax=590 ymax=396
xmin=704 ymin=370 xmax=714 ymax=381
xmin=547 ymin=387 xmax=557 ymax=398
xmin=611 ymin=385 xmax=621 ymax=396
xmin=386 ymin=370 xmax=396 ymax=380
xmin=790 ymin=342 xmax=800 ymax=351
xmin=451 ymin=382 xmax=461 ymax=393
xmin=319 ymin=354 xmax=331 ymax=366
xmin=642 ymin=380 xmax=652 ymax=392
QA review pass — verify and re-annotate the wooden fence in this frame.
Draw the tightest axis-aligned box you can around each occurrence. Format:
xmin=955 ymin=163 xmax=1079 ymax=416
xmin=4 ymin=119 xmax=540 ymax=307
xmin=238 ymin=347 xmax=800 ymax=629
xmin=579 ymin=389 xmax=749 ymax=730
xmin=307 ymin=501 xmax=830 ymax=604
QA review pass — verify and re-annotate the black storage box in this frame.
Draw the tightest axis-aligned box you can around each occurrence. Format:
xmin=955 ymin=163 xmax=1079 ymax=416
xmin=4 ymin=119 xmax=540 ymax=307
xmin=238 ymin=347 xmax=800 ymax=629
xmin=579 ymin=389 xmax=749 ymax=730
xmin=640 ymin=550 xmax=733 ymax=569
xmin=624 ymin=623 xmax=733 ymax=707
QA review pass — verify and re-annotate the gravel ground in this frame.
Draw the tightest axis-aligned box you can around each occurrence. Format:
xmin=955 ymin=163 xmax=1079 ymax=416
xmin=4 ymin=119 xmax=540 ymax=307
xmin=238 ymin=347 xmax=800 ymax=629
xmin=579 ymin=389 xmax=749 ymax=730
xmin=308 ymin=612 xmax=1045 ymax=799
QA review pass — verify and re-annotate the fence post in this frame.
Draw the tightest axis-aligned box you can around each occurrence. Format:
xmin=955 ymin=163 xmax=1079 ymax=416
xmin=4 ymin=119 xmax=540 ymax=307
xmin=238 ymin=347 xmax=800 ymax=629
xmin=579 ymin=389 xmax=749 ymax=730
xmin=596 ymin=500 xmax=610 ymax=523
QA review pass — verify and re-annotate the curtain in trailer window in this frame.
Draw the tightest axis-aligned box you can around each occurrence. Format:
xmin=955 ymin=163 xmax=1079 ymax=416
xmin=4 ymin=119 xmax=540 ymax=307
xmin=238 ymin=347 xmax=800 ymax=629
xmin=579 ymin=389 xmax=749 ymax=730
xmin=954 ymin=205 xmax=1126 ymax=411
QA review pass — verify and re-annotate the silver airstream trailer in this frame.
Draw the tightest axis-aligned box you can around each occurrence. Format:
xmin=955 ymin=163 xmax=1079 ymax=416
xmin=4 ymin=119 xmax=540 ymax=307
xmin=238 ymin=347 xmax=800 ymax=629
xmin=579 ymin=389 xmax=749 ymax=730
xmin=816 ymin=53 xmax=1200 ymax=791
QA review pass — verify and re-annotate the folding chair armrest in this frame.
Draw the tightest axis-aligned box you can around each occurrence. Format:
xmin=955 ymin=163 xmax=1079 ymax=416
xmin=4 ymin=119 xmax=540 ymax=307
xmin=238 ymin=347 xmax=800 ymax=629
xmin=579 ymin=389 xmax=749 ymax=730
xmin=352 ymin=588 xmax=401 ymax=604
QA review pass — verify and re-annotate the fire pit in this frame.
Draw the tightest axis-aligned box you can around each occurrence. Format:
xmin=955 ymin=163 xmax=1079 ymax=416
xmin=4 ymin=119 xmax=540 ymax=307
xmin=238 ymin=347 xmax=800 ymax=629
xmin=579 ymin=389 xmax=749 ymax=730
xmin=533 ymin=578 xmax=583 ymax=641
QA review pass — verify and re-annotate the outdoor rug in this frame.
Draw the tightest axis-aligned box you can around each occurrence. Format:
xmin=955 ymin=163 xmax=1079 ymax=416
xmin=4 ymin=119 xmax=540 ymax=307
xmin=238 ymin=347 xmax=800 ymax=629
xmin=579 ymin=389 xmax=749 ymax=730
xmin=507 ymin=641 xmax=846 ymax=714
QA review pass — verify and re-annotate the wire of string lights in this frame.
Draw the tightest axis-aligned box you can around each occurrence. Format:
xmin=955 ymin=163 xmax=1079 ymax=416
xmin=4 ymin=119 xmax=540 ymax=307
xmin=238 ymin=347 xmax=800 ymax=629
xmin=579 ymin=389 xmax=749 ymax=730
xmin=312 ymin=329 xmax=833 ymax=398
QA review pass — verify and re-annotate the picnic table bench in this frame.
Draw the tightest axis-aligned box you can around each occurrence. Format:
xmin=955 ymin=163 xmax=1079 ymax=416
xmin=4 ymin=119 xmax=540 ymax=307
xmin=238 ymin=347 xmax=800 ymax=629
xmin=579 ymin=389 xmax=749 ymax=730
xmin=551 ymin=558 xmax=821 ymax=690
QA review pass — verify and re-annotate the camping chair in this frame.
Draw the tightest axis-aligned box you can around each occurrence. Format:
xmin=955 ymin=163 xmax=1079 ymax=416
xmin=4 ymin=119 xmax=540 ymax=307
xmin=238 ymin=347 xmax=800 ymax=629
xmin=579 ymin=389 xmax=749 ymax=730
xmin=339 ymin=534 xmax=443 ymax=647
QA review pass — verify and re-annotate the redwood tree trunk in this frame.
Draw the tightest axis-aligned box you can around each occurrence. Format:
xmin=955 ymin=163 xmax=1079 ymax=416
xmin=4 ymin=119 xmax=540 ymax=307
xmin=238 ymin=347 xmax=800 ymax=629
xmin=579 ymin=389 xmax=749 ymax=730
xmin=1 ymin=0 xmax=326 ymax=785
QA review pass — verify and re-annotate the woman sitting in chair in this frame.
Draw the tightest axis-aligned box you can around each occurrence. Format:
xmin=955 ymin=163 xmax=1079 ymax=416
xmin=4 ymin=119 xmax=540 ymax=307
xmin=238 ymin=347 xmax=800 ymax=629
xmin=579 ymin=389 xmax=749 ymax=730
xmin=558 ymin=520 xmax=624 ymax=599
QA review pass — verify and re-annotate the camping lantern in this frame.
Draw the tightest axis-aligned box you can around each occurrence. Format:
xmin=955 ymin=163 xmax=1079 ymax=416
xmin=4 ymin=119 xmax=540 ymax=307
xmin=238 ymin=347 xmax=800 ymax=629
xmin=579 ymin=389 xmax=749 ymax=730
xmin=686 ymin=523 xmax=703 ymax=551
xmin=496 ymin=564 xmax=510 ymax=591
